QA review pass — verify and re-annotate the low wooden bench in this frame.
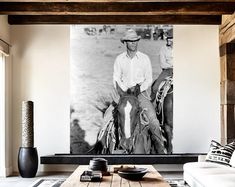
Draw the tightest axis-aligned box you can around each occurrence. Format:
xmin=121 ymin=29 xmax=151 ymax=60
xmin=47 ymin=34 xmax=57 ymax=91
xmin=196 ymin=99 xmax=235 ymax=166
xmin=61 ymin=165 xmax=170 ymax=187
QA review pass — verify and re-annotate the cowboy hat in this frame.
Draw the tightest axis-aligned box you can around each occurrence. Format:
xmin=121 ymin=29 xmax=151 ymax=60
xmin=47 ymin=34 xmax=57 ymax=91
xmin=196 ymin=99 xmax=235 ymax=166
xmin=120 ymin=29 xmax=141 ymax=43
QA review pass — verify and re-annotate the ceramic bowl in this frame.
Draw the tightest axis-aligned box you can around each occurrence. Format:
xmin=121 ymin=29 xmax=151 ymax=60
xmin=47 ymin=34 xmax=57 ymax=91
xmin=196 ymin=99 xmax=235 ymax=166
xmin=118 ymin=167 xmax=148 ymax=181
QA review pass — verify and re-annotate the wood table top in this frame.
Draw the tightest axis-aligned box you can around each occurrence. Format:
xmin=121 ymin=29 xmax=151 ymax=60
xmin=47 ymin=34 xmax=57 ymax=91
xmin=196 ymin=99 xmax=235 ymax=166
xmin=61 ymin=165 xmax=170 ymax=187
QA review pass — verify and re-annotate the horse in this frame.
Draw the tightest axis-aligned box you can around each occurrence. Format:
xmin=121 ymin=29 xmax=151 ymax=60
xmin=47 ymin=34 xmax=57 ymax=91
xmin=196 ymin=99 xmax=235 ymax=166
xmin=151 ymin=76 xmax=173 ymax=154
xmin=92 ymin=85 xmax=153 ymax=154
xmin=115 ymin=86 xmax=153 ymax=154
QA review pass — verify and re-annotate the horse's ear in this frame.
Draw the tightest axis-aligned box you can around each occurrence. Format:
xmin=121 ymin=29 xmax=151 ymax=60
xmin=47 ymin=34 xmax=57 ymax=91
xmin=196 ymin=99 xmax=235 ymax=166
xmin=134 ymin=84 xmax=141 ymax=97
xmin=115 ymin=82 xmax=125 ymax=97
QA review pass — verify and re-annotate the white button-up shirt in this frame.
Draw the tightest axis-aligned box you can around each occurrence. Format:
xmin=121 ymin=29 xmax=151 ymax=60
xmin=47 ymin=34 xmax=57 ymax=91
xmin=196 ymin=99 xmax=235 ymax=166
xmin=113 ymin=51 xmax=152 ymax=92
xmin=159 ymin=45 xmax=173 ymax=69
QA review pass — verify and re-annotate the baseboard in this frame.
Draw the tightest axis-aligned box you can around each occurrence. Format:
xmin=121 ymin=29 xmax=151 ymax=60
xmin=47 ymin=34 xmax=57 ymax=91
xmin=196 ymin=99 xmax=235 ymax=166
xmin=0 ymin=166 xmax=4 ymax=177
xmin=39 ymin=164 xmax=78 ymax=172
xmin=0 ymin=166 xmax=13 ymax=177
xmin=5 ymin=166 xmax=13 ymax=176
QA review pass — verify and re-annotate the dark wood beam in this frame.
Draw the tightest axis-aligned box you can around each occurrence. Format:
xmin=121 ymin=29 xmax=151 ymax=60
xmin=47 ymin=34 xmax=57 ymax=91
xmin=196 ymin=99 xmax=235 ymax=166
xmin=1 ymin=0 xmax=235 ymax=3
xmin=1 ymin=2 xmax=235 ymax=16
xmin=2 ymin=0 xmax=235 ymax=2
xmin=8 ymin=15 xmax=222 ymax=25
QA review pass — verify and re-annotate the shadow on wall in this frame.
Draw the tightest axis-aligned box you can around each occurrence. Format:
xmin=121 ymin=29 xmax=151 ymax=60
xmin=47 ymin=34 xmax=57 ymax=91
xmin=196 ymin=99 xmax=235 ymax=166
xmin=70 ymin=118 xmax=93 ymax=154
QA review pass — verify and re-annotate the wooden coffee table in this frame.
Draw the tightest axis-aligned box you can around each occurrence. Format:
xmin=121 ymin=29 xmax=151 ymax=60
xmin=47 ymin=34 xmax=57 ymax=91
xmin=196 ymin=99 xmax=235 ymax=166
xmin=61 ymin=165 xmax=170 ymax=187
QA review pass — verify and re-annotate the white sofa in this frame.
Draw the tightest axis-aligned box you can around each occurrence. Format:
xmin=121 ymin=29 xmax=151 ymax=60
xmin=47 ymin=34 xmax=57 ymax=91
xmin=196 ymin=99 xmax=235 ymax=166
xmin=183 ymin=162 xmax=235 ymax=187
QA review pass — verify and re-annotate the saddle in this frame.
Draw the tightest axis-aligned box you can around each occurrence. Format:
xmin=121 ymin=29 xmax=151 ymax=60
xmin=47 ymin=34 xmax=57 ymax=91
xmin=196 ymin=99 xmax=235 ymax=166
xmin=97 ymin=104 xmax=117 ymax=154
xmin=155 ymin=76 xmax=173 ymax=124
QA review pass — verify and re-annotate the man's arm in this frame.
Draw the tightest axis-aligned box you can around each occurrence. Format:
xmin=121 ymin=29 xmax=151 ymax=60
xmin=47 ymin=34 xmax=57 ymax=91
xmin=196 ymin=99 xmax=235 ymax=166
xmin=113 ymin=57 xmax=128 ymax=92
xmin=140 ymin=56 xmax=153 ymax=92
xmin=159 ymin=46 xmax=166 ymax=68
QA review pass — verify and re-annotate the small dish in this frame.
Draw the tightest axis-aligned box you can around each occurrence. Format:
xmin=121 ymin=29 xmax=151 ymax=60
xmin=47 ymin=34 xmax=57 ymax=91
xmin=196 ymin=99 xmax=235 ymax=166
xmin=118 ymin=167 xmax=148 ymax=181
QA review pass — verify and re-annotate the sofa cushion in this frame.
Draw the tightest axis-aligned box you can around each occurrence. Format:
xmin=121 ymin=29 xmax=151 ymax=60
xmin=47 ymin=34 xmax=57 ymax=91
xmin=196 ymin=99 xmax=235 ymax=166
xmin=184 ymin=162 xmax=235 ymax=187
xmin=230 ymin=151 xmax=235 ymax=167
xmin=205 ymin=140 xmax=235 ymax=166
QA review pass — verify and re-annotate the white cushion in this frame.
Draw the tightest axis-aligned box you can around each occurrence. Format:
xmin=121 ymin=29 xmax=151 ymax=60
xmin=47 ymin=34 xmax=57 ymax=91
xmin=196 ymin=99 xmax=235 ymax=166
xmin=205 ymin=174 xmax=235 ymax=187
xmin=230 ymin=151 xmax=235 ymax=167
xmin=184 ymin=162 xmax=235 ymax=187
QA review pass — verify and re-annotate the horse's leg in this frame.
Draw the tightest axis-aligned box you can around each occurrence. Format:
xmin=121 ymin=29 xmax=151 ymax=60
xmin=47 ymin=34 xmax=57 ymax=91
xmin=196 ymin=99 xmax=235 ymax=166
xmin=163 ymin=93 xmax=173 ymax=154
xmin=133 ymin=135 xmax=147 ymax=154
xmin=163 ymin=122 xmax=173 ymax=154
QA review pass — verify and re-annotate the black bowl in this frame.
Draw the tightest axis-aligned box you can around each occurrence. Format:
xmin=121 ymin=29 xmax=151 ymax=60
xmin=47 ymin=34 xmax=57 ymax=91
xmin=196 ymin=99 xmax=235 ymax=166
xmin=118 ymin=167 xmax=148 ymax=181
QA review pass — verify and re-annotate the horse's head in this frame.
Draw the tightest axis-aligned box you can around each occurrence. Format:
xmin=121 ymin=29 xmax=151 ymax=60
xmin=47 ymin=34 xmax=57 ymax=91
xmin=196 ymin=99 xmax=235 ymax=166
xmin=117 ymin=95 xmax=140 ymax=138
xmin=116 ymin=88 xmax=141 ymax=152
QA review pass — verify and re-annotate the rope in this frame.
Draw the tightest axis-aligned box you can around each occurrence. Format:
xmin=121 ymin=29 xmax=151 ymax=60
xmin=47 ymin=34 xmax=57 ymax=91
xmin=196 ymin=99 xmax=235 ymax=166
xmin=140 ymin=89 xmax=151 ymax=101
xmin=140 ymin=108 xmax=149 ymax=125
xmin=155 ymin=77 xmax=173 ymax=125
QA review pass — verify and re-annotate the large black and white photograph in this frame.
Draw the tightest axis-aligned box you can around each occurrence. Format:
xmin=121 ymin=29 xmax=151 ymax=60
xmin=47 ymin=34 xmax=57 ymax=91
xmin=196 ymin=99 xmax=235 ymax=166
xmin=70 ymin=25 xmax=173 ymax=154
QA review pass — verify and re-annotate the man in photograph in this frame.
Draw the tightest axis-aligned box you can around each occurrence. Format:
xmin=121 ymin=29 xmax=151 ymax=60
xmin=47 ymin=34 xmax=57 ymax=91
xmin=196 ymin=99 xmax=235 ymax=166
xmin=113 ymin=29 xmax=166 ymax=154
xmin=151 ymin=36 xmax=173 ymax=102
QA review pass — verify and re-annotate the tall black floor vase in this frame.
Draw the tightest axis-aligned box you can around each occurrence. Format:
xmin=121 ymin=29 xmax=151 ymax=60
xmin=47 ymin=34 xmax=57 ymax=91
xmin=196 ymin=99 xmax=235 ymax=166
xmin=18 ymin=147 xmax=38 ymax=178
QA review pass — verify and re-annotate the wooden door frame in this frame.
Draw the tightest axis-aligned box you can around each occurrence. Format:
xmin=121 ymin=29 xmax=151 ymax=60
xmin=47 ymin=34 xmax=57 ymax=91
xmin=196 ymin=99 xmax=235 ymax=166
xmin=0 ymin=53 xmax=6 ymax=177
xmin=220 ymin=15 xmax=235 ymax=144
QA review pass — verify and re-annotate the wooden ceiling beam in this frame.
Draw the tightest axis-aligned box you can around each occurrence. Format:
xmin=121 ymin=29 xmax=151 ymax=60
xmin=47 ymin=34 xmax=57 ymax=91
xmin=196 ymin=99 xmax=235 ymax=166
xmin=1 ymin=2 xmax=235 ymax=16
xmin=2 ymin=0 xmax=235 ymax=2
xmin=8 ymin=15 xmax=222 ymax=25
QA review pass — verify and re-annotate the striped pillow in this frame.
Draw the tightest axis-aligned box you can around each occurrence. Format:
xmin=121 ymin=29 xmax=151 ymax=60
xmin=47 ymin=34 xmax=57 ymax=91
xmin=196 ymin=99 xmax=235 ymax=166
xmin=205 ymin=140 xmax=235 ymax=166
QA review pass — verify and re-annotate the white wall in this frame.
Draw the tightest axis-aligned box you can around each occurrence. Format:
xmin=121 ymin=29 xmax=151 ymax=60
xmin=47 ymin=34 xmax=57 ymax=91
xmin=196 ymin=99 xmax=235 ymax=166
xmin=10 ymin=25 xmax=220 ymax=172
xmin=11 ymin=26 xmax=70 ymax=172
xmin=173 ymin=25 xmax=220 ymax=153
xmin=0 ymin=15 xmax=12 ymax=176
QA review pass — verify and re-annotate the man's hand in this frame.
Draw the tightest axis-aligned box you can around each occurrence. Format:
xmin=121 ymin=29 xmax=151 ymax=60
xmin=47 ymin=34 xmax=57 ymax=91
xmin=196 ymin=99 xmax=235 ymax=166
xmin=129 ymin=86 xmax=136 ymax=92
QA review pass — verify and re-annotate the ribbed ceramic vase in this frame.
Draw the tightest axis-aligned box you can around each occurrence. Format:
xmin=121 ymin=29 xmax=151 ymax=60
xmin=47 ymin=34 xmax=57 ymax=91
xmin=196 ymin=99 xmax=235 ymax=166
xmin=18 ymin=101 xmax=38 ymax=178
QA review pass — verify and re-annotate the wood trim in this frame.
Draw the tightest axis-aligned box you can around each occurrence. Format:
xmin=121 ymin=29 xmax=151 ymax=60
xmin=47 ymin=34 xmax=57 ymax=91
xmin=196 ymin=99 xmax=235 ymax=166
xmin=8 ymin=15 xmax=222 ymax=25
xmin=0 ymin=55 xmax=6 ymax=177
xmin=220 ymin=105 xmax=227 ymax=144
xmin=220 ymin=17 xmax=235 ymax=47
xmin=220 ymin=14 xmax=235 ymax=35
xmin=0 ymin=2 xmax=235 ymax=16
xmin=220 ymin=42 xmax=235 ymax=57
xmin=220 ymin=43 xmax=227 ymax=57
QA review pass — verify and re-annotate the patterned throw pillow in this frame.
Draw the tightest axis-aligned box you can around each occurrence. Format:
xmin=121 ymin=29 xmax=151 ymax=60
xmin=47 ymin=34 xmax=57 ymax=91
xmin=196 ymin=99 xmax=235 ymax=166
xmin=205 ymin=140 xmax=235 ymax=166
